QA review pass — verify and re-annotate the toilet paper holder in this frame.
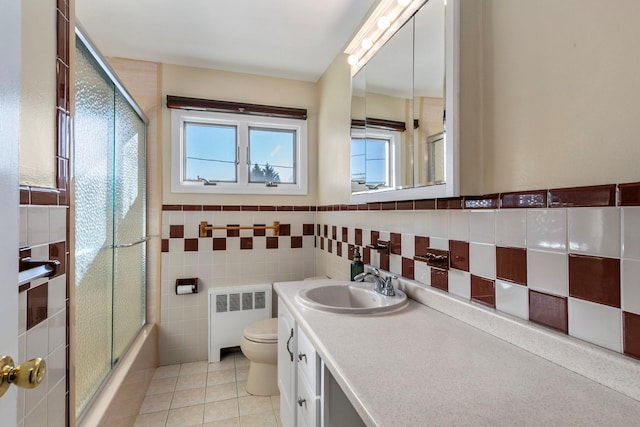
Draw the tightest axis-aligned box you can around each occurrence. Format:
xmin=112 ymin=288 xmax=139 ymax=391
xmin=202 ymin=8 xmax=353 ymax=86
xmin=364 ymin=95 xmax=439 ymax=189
xmin=175 ymin=278 xmax=198 ymax=295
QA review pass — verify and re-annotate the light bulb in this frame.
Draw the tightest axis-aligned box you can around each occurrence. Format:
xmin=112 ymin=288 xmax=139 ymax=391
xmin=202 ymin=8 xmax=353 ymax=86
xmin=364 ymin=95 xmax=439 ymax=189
xmin=398 ymin=0 xmax=411 ymax=6
xmin=377 ymin=16 xmax=391 ymax=30
xmin=348 ymin=55 xmax=359 ymax=66
xmin=361 ymin=38 xmax=373 ymax=50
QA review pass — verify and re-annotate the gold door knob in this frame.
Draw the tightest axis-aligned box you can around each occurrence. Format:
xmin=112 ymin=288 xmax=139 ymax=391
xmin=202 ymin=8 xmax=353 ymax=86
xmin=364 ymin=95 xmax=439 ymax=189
xmin=0 ymin=355 xmax=46 ymax=398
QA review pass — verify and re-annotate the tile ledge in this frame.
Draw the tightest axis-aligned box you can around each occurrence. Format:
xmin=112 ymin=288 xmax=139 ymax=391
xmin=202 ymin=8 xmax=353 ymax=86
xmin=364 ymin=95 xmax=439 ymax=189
xmin=396 ymin=276 xmax=640 ymax=402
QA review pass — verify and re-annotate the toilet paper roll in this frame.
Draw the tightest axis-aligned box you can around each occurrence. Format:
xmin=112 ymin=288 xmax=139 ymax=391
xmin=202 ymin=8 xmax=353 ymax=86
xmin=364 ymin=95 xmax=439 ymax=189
xmin=176 ymin=284 xmax=194 ymax=295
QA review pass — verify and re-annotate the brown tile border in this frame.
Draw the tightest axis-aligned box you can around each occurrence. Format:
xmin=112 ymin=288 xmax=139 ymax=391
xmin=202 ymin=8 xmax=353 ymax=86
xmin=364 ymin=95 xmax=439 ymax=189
xmin=471 ymin=275 xmax=495 ymax=307
xmin=402 ymin=257 xmax=414 ymax=280
xmin=623 ymin=311 xmax=640 ymax=359
xmin=568 ymin=254 xmax=620 ymax=308
xmin=464 ymin=194 xmax=499 ymax=210
xmin=496 ymin=247 xmax=527 ymax=286
xmin=619 ymin=182 xmax=640 ymax=206
xmin=500 ymin=190 xmax=547 ymax=209
xmin=449 ymin=240 xmax=469 ymax=272
xmin=431 ymin=269 xmax=448 ymax=291
xmin=529 ymin=290 xmax=568 ymax=334
xmin=437 ymin=198 xmax=463 ymax=210
xmin=27 ymin=282 xmax=48 ymax=331
xmin=30 ymin=187 xmax=59 ymax=205
xmin=549 ymin=184 xmax=616 ymax=208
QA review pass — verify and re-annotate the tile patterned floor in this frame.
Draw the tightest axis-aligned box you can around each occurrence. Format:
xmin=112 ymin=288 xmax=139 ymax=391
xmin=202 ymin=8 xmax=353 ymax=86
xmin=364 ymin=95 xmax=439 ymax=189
xmin=135 ymin=351 xmax=281 ymax=427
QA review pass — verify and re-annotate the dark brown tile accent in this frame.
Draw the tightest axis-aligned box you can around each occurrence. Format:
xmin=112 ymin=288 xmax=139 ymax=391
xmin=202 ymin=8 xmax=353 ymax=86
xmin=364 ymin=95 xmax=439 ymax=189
xmin=619 ymin=182 xmax=640 ymax=206
xmin=496 ymin=247 xmax=527 ymax=285
xmin=240 ymin=237 xmax=253 ymax=250
xmin=415 ymin=199 xmax=436 ymax=210
xmin=355 ymin=229 xmax=363 ymax=246
xmin=340 ymin=205 xmax=349 ymax=211
xmin=500 ymin=190 xmax=547 ymax=209
xmin=363 ymin=247 xmax=371 ymax=264
xmin=56 ymin=62 xmax=68 ymax=113
xmin=381 ymin=202 xmax=396 ymax=211
xmin=294 ymin=206 xmax=311 ymax=212
xmin=277 ymin=206 xmax=294 ymax=211
xmin=414 ymin=236 xmax=430 ymax=257
xmin=169 ymin=225 xmax=184 ymax=238
xmin=569 ymin=254 xmax=620 ymax=307
xmin=464 ymin=194 xmax=499 ymax=209
xmin=348 ymin=245 xmax=355 ymax=261
xmin=223 ymin=205 xmax=241 ymax=211
xmin=347 ymin=204 xmax=358 ymax=211
xmin=371 ymin=231 xmax=380 ymax=246
xmin=31 ymin=187 xmax=59 ymax=205
xmin=291 ymin=236 xmax=303 ymax=249
xmin=27 ymin=282 xmax=48 ymax=330
xmin=368 ymin=203 xmax=382 ymax=211
xmin=316 ymin=224 xmax=321 ymax=236
xmin=324 ymin=225 xmax=328 ymax=238
xmin=402 ymin=258 xmax=415 ymax=280
xmin=449 ymin=240 xmax=469 ymax=272
xmin=471 ymin=275 xmax=495 ymax=307
xmin=182 ymin=205 xmax=202 ymax=211
xmin=162 ymin=205 xmax=182 ymax=211
xmin=203 ymin=205 xmax=222 ymax=211
xmin=19 ymin=283 xmax=30 ymax=293
xmin=212 ymin=238 xmax=226 ymax=251
xmin=549 ymin=184 xmax=616 ymax=208
xmin=380 ymin=253 xmax=390 ymax=271
xmin=259 ymin=205 xmax=276 ymax=211
xmin=336 ymin=242 xmax=343 ymax=257
xmin=328 ymin=240 xmax=333 ymax=254
xmin=623 ymin=311 xmax=640 ymax=359
xmin=431 ymin=269 xmax=448 ymax=291
xmin=58 ymin=188 xmax=68 ymax=206
xmin=184 ymin=239 xmax=198 ymax=252
xmin=320 ymin=237 xmax=325 ymax=250
xmin=529 ymin=290 xmax=568 ymax=333
xmin=357 ymin=204 xmax=369 ymax=211
xmin=303 ymin=224 xmax=314 ymax=236
xmin=241 ymin=205 xmax=259 ymax=211
xmin=20 ymin=186 xmax=30 ymax=205
xmin=390 ymin=233 xmax=402 ymax=255
xmin=397 ymin=201 xmax=414 ymax=210
xmin=267 ymin=237 xmax=279 ymax=249
xmin=227 ymin=225 xmax=240 ymax=237
xmin=252 ymin=224 xmax=266 ymax=237
xmin=342 ymin=227 xmax=348 ymax=243
xmin=437 ymin=198 xmax=463 ymax=210
xmin=279 ymin=224 xmax=291 ymax=237
xmin=331 ymin=226 xmax=337 ymax=240
xmin=49 ymin=242 xmax=65 ymax=277
xmin=56 ymin=11 xmax=69 ymax=65
xmin=161 ymin=239 xmax=169 ymax=253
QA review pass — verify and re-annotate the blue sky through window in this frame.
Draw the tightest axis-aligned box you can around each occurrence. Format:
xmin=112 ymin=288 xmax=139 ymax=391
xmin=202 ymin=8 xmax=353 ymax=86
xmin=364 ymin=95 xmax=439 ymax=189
xmin=249 ymin=128 xmax=295 ymax=183
xmin=351 ymin=138 xmax=387 ymax=185
xmin=185 ymin=122 xmax=237 ymax=182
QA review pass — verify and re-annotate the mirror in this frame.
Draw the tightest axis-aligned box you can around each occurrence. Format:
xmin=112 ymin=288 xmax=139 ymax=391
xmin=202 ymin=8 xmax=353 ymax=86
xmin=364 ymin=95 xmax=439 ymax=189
xmin=350 ymin=0 xmax=458 ymax=202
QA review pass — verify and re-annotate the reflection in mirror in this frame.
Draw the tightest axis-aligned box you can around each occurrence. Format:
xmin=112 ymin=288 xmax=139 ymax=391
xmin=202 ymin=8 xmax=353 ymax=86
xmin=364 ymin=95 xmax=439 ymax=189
xmin=350 ymin=0 xmax=457 ymax=203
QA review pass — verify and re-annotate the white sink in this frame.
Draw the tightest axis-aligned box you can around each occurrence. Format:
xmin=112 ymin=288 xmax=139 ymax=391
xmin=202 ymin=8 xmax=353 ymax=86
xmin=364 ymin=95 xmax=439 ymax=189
xmin=296 ymin=281 xmax=408 ymax=314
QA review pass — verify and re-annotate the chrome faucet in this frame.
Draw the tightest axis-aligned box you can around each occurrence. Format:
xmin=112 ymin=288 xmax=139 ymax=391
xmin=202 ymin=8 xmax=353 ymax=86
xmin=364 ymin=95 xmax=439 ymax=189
xmin=354 ymin=268 xmax=398 ymax=296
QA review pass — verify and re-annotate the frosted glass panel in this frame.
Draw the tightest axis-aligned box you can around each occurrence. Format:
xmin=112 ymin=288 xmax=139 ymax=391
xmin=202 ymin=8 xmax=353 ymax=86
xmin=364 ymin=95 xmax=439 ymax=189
xmin=74 ymin=40 xmax=115 ymax=414
xmin=113 ymin=90 xmax=146 ymax=360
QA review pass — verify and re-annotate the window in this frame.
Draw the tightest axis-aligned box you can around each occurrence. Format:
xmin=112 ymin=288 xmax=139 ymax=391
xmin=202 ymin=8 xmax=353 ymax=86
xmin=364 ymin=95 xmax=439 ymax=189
xmin=350 ymin=128 xmax=400 ymax=193
xmin=171 ymin=109 xmax=307 ymax=194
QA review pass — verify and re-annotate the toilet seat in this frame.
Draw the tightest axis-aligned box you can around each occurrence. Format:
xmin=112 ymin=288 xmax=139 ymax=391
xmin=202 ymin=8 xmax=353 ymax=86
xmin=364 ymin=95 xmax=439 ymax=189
xmin=243 ymin=318 xmax=277 ymax=344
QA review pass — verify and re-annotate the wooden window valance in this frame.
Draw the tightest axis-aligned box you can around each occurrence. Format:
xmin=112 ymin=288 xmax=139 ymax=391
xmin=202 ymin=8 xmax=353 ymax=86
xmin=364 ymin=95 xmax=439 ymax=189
xmin=166 ymin=95 xmax=307 ymax=120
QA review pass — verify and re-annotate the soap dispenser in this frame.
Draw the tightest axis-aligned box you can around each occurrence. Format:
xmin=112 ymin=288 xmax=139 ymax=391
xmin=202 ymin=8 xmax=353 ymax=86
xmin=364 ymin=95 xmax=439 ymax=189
xmin=351 ymin=247 xmax=364 ymax=281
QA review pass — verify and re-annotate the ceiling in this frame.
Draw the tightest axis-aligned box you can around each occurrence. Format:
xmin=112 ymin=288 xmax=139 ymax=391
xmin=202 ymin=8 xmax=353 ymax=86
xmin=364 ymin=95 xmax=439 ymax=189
xmin=76 ymin=0 xmax=377 ymax=82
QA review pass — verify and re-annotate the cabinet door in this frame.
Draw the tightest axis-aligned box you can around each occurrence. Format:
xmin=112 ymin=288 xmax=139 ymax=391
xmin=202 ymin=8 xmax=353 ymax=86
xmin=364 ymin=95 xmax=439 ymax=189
xmin=278 ymin=300 xmax=296 ymax=427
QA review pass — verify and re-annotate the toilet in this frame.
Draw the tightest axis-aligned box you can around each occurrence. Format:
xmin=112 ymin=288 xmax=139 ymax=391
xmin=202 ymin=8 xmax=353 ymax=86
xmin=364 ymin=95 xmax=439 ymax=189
xmin=240 ymin=317 xmax=279 ymax=396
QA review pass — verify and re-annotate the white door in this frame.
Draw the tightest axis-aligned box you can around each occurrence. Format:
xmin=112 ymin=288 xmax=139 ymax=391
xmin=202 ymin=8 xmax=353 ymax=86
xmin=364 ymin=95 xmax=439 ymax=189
xmin=0 ymin=0 xmax=22 ymax=423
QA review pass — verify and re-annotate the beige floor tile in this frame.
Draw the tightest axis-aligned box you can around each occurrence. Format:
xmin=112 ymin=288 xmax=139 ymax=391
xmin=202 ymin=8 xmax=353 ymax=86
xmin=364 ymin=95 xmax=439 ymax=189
xmin=134 ymin=410 xmax=168 ymax=427
xmin=146 ymin=376 xmax=178 ymax=396
xmin=203 ymin=398 xmax=240 ymax=423
xmin=139 ymin=392 xmax=173 ymax=414
xmin=176 ymin=373 xmax=208 ymax=391
xmin=166 ymin=404 xmax=205 ymax=427
xmin=153 ymin=364 xmax=181 ymax=380
xmin=238 ymin=395 xmax=273 ymax=417
xmin=208 ymin=357 xmax=235 ymax=372
xmin=171 ymin=387 xmax=206 ymax=409
xmin=203 ymin=418 xmax=240 ymax=427
xmin=235 ymin=366 xmax=249 ymax=382
xmin=239 ymin=412 xmax=277 ymax=427
xmin=236 ymin=381 xmax=249 ymax=398
xmin=234 ymin=354 xmax=250 ymax=368
xmin=270 ymin=395 xmax=280 ymax=411
xmin=207 ymin=369 xmax=236 ymax=386
xmin=180 ymin=361 xmax=210 ymax=376
xmin=205 ymin=382 xmax=238 ymax=403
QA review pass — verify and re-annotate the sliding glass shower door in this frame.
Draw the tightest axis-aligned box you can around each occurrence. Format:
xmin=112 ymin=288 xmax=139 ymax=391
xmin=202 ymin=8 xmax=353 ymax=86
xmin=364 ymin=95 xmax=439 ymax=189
xmin=74 ymin=34 xmax=147 ymax=417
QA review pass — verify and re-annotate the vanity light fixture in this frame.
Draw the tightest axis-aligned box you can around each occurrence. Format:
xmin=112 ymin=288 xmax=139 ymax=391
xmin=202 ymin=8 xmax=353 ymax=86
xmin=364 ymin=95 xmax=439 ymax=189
xmin=344 ymin=0 xmax=425 ymax=74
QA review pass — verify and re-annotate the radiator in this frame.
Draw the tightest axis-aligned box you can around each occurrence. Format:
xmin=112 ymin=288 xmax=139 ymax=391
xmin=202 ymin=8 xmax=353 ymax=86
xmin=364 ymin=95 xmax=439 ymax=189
xmin=208 ymin=284 xmax=273 ymax=362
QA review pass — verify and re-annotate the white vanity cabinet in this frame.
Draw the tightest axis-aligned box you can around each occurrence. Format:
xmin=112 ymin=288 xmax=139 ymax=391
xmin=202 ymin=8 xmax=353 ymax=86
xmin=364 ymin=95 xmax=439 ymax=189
xmin=278 ymin=299 xmax=323 ymax=427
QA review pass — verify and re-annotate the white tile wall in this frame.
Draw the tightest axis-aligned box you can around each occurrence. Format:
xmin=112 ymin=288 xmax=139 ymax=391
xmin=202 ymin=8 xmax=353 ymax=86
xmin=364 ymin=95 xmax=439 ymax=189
xmin=527 ymin=250 xmax=568 ymax=296
xmin=495 ymin=210 xmax=527 ymax=248
xmin=622 ymin=259 xmax=640 ymax=315
xmin=568 ymin=207 xmax=620 ymax=257
xmin=401 ymin=234 xmax=415 ymax=259
xmin=527 ymin=209 xmax=567 ymax=252
xmin=469 ymin=243 xmax=496 ymax=279
xmin=495 ymin=280 xmax=529 ymax=320
xmin=622 ymin=207 xmax=640 ymax=259
xmin=568 ymin=298 xmax=622 ymax=352
xmin=469 ymin=211 xmax=495 ymax=244
xmin=448 ymin=270 xmax=471 ymax=299
xmin=448 ymin=211 xmax=469 ymax=241
xmin=414 ymin=262 xmax=430 ymax=286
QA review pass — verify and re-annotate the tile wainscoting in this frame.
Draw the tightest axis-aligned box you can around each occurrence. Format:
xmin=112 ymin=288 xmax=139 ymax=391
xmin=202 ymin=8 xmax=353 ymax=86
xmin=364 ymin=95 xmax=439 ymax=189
xmin=316 ymin=184 xmax=640 ymax=361
xmin=160 ymin=205 xmax=316 ymax=365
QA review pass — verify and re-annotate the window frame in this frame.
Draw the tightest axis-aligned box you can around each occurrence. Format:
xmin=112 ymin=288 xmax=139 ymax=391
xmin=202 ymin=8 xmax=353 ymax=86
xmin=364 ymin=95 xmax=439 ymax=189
xmin=171 ymin=109 xmax=308 ymax=195
xmin=350 ymin=127 xmax=401 ymax=193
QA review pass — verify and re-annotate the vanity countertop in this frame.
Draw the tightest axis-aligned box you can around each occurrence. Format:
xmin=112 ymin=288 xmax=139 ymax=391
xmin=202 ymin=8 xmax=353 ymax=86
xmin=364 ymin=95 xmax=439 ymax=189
xmin=274 ymin=280 xmax=640 ymax=426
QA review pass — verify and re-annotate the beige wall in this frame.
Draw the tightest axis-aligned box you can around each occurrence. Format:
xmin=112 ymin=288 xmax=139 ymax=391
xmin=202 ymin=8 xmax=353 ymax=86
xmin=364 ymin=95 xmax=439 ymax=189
xmin=161 ymin=64 xmax=318 ymax=205
xmin=20 ymin=0 xmax=57 ymax=188
xmin=479 ymin=0 xmax=640 ymax=193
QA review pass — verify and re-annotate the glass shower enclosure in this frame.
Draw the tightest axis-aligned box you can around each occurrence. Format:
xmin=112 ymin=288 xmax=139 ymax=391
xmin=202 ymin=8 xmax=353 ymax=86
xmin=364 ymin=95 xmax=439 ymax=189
xmin=74 ymin=29 xmax=147 ymax=417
